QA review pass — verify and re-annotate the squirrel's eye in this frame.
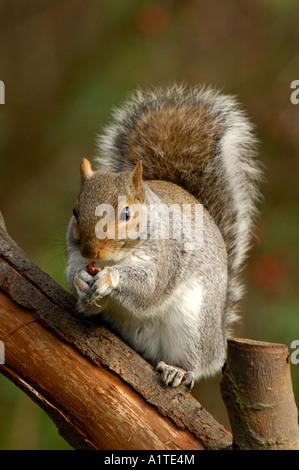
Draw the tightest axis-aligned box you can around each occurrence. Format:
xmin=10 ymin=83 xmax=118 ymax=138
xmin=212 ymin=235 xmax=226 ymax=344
xmin=73 ymin=207 xmax=78 ymax=218
xmin=119 ymin=206 xmax=131 ymax=222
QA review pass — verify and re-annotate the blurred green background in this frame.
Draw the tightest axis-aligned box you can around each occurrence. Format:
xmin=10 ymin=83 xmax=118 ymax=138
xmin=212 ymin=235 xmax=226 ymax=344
xmin=0 ymin=0 xmax=298 ymax=450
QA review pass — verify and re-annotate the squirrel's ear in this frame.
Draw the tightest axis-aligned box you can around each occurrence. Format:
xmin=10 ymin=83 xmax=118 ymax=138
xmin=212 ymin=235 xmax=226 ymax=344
xmin=131 ymin=161 xmax=144 ymax=202
xmin=80 ymin=158 xmax=94 ymax=185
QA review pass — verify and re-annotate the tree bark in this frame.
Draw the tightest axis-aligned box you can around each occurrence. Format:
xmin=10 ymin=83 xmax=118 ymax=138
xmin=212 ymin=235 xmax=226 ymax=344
xmin=0 ymin=213 xmax=232 ymax=450
xmin=2 ymin=211 xmax=298 ymax=451
xmin=220 ymin=338 xmax=299 ymax=450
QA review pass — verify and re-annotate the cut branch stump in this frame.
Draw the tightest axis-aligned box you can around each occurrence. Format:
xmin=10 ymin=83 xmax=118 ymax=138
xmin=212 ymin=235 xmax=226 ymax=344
xmin=221 ymin=338 xmax=299 ymax=450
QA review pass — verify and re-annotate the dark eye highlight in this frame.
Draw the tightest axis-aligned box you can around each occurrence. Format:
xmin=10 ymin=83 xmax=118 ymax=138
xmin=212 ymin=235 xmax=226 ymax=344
xmin=119 ymin=206 xmax=131 ymax=222
xmin=73 ymin=207 xmax=78 ymax=218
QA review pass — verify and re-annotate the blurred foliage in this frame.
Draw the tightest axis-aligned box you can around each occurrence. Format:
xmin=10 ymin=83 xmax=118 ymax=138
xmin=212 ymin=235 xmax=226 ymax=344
xmin=0 ymin=0 xmax=298 ymax=449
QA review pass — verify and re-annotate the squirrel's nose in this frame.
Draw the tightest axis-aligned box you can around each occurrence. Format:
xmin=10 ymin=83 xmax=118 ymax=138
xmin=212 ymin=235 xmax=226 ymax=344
xmin=80 ymin=238 xmax=98 ymax=259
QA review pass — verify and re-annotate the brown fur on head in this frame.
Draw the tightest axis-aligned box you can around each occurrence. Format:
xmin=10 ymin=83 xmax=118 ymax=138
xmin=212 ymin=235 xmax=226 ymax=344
xmin=73 ymin=159 xmax=145 ymax=260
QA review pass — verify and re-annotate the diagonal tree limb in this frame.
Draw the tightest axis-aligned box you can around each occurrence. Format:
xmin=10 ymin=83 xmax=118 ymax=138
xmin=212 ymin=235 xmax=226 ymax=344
xmin=0 ymin=210 xmax=232 ymax=450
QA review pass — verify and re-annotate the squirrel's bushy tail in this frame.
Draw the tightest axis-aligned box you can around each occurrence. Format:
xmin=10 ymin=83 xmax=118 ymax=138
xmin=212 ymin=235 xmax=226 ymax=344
xmin=96 ymin=84 xmax=262 ymax=328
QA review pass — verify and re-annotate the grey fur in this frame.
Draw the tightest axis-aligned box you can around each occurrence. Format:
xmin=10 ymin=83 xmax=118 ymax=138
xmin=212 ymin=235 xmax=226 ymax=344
xmin=66 ymin=84 xmax=262 ymax=388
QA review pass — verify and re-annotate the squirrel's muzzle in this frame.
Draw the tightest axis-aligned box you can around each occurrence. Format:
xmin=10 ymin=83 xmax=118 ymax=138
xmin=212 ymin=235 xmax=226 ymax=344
xmin=80 ymin=237 xmax=111 ymax=260
xmin=80 ymin=237 xmax=99 ymax=259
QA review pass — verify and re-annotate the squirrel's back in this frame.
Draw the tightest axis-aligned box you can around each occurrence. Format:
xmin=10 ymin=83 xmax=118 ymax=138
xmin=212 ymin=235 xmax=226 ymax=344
xmin=96 ymin=84 xmax=262 ymax=327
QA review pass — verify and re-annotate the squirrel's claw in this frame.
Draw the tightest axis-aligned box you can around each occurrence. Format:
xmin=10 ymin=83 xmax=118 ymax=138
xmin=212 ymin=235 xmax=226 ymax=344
xmin=89 ymin=266 xmax=119 ymax=301
xmin=74 ymin=269 xmax=94 ymax=301
xmin=156 ymin=361 xmax=195 ymax=389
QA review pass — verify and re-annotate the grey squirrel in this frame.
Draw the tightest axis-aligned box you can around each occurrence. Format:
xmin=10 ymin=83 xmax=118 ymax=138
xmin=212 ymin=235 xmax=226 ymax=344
xmin=66 ymin=84 xmax=261 ymax=389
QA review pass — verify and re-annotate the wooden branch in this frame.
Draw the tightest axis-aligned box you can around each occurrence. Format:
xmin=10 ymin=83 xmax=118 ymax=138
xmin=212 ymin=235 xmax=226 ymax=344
xmin=220 ymin=338 xmax=299 ymax=450
xmin=0 ymin=212 xmax=232 ymax=450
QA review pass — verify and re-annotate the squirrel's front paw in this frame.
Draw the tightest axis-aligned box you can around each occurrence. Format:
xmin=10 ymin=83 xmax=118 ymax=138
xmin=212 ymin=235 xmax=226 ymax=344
xmin=74 ymin=268 xmax=95 ymax=302
xmin=156 ymin=361 xmax=195 ymax=389
xmin=89 ymin=266 xmax=119 ymax=306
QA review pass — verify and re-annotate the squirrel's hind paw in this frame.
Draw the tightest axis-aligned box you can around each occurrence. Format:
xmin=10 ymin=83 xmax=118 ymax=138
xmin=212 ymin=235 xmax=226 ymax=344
xmin=156 ymin=361 xmax=194 ymax=389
